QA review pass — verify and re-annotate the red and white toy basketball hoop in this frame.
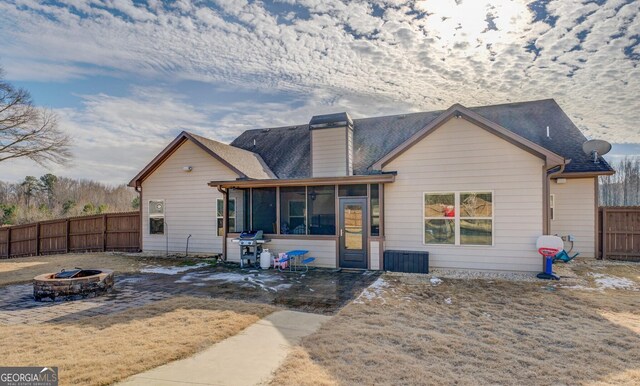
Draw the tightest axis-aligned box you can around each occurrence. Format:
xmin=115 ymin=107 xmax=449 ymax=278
xmin=536 ymin=236 xmax=564 ymax=280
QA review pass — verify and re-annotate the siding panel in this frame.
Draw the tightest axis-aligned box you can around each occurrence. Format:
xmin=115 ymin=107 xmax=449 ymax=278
xmin=383 ymin=118 xmax=545 ymax=272
xmin=312 ymin=127 xmax=347 ymax=177
xmin=550 ymin=178 xmax=596 ymax=257
xmin=142 ymin=140 xmax=238 ymax=254
xmin=226 ymin=237 xmax=337 ymax=268
xmin=370 ymin=240 xmax=380 ymax=270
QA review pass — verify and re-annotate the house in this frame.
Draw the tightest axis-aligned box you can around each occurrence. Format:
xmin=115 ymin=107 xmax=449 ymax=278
xmin=128 ymin=99 xmax=614 ymax=272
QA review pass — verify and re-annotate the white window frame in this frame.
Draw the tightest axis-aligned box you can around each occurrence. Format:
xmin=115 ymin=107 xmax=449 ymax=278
xmin=459 ymin=191 xmax=494 ymax=246
xmin=423 ymin=191 xmax=494 ymax=246
xmin=148 ymin=199 xmax=165 ymax=235
xmin=216 ymin=198 xmax=236 ymax=236
xmin=423 ymin=192 xmax=456 ymax=245
xmin=549 ymin=194 xmax=555 ymax=221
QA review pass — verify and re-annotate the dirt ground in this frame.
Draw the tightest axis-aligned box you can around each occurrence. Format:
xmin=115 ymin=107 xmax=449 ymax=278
xmin=0 ymin=253 xmax=208 ymax=286
xmin=0 ymin=296 xmax=275 ymax=385
xmin=271 ymin=259 xmax=640 ymax=386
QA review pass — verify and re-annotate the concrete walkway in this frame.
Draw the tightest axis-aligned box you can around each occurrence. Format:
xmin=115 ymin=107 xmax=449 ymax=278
xmin=118 ymin=310 xmax=330 ymax=386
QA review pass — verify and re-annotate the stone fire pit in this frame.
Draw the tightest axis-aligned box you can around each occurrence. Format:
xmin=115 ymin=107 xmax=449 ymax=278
xmin=33 ymin=269 xmax=114 ymax=301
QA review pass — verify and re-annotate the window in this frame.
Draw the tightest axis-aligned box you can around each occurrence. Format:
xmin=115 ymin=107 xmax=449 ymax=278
xmin=370 ymin=184 xmax=380 ymax=236
xmin=307 ymin=185 xmax=336 ymax=235
xmin=280 ymin=187 xmax=306 ymax=234
xmin=252 ymin=187 xmax=277 ymax=233
xmin=229 ymin=188 xmax=249 ymax=233
xmin=216 ymin=198 xmax=236 ymax=236
xmin=149 ymin=200 xmax=164 ymax=235
xmin=339 ymin=184 xmax=367 ymax=197
xmin=549 ymin=194 xmax=555 ymax=221
xmin=424 ymin=192 xmax=493 ymax=246
xmin=424 ymin=193 xmax=455 ymax=244
xmin=460 ymin=192 xmax=493 ymax=245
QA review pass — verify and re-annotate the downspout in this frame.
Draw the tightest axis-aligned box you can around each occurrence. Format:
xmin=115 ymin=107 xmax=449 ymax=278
xmin=217 ymin=185 xmax=228 ymax=261
xmin=545 ymin=161 xmax=567 ymax=235
xmin=135 ymin=185 xmax=143 ymax=253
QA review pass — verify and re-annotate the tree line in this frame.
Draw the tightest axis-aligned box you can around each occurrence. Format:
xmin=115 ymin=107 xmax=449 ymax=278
xmin=0 ymin=174 xmax=137 ymax=225
xmin=600 ymin=157 xmax=640 ymax=206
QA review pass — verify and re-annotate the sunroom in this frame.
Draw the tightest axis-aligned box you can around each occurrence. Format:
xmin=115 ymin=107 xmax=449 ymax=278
xmin=209 ymin=174 xmax=395 ymax=269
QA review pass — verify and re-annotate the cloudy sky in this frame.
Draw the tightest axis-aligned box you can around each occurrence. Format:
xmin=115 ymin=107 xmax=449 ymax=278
xmin=1 ymin=0 xmax=638 ymax=185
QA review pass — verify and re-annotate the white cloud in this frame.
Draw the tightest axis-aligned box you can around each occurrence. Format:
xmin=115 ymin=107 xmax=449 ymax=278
xmin=0 ymin=0 xmax=638 ymax=183
xmin=0 ymin=85 xmax=415 ymax=184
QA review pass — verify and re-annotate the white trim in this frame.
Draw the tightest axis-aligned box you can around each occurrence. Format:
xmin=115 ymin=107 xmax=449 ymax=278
xmin=459 ymin=191 xmax=494 ymax=246
xmin=423 ymin=192 xmax=456 ymax=246
xmin=216 ymin=198 xmax=236 ymax=236
xmin=422 ymin=191 xmax=494 ymax=247
xmin=148 ymin=199 xmax=165 ymax=235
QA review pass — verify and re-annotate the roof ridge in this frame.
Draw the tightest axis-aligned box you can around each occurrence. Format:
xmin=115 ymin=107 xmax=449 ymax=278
xmin=240 ymin=124 xmax=308 ymax=133
xmin=233 ymin=100 xmax=558 ymax=138
xmin=467 ymin=98 xmax=556 ymax=109
xmin=188 ymin=131 xmax=260 ymax=156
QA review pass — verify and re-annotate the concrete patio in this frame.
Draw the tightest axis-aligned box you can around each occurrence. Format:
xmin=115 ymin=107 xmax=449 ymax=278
xmin=0 ymin=262 xmax=380 ymax=324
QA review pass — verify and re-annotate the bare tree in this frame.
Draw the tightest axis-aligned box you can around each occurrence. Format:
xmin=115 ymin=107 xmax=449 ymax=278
xmin=0 ymin=174 xmax=137 ymax=224
xmin=600 ymin=156 xmax=640 ymax=206
xmin=0 ymin=66 xmax=71 ymax=165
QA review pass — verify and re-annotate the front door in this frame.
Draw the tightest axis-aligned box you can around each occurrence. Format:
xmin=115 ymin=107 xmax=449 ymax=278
xmin=339 ymin=198 xmax=368 ymax=269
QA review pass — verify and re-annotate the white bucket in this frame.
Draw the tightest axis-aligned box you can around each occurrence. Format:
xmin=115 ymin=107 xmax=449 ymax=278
xmin=260 ymin=249 xmax=272 ymax=269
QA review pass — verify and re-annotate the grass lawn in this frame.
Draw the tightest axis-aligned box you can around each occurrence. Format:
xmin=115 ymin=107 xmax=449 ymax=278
xmin=0 ymin=252 xmax=207 ymax=286
xmin=271 ymin=260 xmax=640 ymax=385
xmin=0 ymin=296 xmax=275 ymax=385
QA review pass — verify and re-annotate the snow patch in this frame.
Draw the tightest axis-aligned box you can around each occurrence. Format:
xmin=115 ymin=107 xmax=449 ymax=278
xmin=591 ymin=273 xmax=637 ymax=290
xmin=562 ymin=273 xmax=637 ymax=291
xmin=560 ymin=284 xmax=599 ymax=291
xmin=174 ymin=271 xmax=294 ymax=292
xmin=353 ymin=277 xmax=389 ymax=304
xmin=140 ymin=263 xmax=208 ymax=275
xmin=430 ymin=277 xmax=443 ymax=286
xmin=444 ymin=297 xmax=453 ymax=305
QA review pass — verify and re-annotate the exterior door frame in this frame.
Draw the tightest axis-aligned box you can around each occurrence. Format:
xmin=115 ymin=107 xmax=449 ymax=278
xmin=339 ymin=197 xmax=368 ymax=269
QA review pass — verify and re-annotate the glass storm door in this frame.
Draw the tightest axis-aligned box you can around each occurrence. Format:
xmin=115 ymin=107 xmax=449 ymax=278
xmin=339 ymin=198 xmax=368 ymax=269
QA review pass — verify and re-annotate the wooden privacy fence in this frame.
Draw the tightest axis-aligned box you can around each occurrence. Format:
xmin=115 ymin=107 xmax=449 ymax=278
xmin=599 ymin=206 xmax=640 ymax=261
xmin=0 ymin=212 xmax=140 ymax=259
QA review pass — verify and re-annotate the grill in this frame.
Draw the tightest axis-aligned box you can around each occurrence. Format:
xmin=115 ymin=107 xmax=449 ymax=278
xmin=232 ymin=231 xmax=271 ymax=268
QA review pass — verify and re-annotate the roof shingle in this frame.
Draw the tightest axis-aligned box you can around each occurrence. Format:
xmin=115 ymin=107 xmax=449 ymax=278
xmin=230 ymin=99 xmax=614 ymax=178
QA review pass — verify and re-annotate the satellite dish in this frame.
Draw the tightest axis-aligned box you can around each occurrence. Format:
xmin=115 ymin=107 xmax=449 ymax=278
xmin=582 ymin=139 xmax=612 ymax=164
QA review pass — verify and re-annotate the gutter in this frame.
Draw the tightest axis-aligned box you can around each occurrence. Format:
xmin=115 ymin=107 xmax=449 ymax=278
xmin=135 ymin=186 xmax=142 ymax=252
xmin=544 ymin=161 xmax=567 ymax=235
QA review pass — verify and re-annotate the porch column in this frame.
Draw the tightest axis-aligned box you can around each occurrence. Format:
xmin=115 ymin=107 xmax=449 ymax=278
xmin=217 ymin=185 xmax=228 ymax=260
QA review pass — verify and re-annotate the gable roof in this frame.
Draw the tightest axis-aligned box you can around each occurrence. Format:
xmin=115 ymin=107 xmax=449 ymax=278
xmin=231 ymin=99 xmax=614 ymax=178
xmin=128 ymin=131 xmax=275 ymax=187
xmin=371 ymin=103 xmax=566 ymax=169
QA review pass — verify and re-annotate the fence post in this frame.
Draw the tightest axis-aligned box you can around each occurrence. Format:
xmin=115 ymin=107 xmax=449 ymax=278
xmin=7 ymin=227 xmax=11 ymax=258
xmin=65 ymin=219 xmax=71 ymax=254
xmin=601 ymin=207 xmax=607 ymax=260
xmin=103 ymin=214 xmax=108 ymax=252
xmin=35 ymin=222 xmax=40 ymax=256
